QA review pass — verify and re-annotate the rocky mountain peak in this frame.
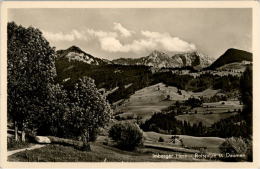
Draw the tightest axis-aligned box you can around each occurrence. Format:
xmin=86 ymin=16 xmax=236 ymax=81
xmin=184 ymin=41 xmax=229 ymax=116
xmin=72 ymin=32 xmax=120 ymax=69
xmin=112 ymin=50 xmax=213 ymax=69
xmin=56 ymin=46 xmax=105 ymax=65
xmin=67 ymin=45 xmax=85 ymax=54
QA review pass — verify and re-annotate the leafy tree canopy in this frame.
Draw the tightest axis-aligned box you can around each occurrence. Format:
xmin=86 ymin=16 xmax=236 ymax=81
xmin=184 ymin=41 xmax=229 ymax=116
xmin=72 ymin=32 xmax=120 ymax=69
xmin=8 ymin=21 xmax=56 ymax=133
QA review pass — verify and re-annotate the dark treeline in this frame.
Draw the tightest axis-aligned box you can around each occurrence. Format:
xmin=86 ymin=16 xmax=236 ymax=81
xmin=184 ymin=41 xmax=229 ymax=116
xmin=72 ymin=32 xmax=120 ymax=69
xmin=152 ymin=72 xmax=241 ymax=92
xmin=140 ymin=112 xmax=207 ymax=136
xmin=55 ymin=59 xmax=242 ymax=103
xmin=55 ymin=59 xmax=153 ymax=103
xmin=140 ymin=112 xmax=249 ymax=138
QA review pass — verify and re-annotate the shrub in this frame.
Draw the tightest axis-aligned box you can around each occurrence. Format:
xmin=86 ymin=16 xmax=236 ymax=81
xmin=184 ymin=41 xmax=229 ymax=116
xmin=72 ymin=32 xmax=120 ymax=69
xmin=109 ymin=122 xmax=143 ymax=150
xmin=158 ymin=137 xmax=164 ymax=142
xmin=185 ymin=97 xmax=202 ymax=108
xmin=219 ymin=137 xmax=248 ymax=161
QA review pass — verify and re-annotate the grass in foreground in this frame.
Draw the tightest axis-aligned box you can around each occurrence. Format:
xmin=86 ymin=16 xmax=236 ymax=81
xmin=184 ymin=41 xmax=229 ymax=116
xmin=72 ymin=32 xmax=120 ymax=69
xmin=8 ymin=142 xmax=207 ymax=162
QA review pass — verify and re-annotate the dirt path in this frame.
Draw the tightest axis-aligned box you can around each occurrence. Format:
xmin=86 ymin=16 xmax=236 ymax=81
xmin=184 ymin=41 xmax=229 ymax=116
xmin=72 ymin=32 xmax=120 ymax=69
xmin=8 ymin=144 xmax=46 ymax=156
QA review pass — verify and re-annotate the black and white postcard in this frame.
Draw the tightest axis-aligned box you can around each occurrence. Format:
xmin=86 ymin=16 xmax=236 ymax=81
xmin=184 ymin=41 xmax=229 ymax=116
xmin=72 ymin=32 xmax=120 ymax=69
xmin=0 ymin=1 xmax=259 ymax=168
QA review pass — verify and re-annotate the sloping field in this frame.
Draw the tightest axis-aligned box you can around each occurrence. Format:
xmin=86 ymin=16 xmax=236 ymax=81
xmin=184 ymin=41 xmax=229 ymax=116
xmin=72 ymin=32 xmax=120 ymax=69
xmin=127 ymin=83 xmax=189 ymax=104
xmin=117 ymin=83 xmax=221 ymax=119
xmin=188 ymin=88 xmax=220 ymax=98
xmin=179 ymin=135 xmax=225 ymax=153
xmin=144 ymin=132 xmax=225 ymax=153
xmin=117 ymin=83 xmax=179 ymax=118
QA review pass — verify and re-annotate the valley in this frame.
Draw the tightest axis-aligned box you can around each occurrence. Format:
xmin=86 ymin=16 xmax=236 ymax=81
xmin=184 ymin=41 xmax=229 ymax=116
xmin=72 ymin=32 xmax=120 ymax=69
xmin=54 ymin=45 xmax=251 ymax=137
xmin=8 ymin=42 xmax=253 ymax=162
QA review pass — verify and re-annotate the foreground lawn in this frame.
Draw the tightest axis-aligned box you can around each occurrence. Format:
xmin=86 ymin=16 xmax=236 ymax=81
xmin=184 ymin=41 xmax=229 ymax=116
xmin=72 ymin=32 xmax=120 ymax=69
xmin=8 ymin=142 xmax=207 ymax=162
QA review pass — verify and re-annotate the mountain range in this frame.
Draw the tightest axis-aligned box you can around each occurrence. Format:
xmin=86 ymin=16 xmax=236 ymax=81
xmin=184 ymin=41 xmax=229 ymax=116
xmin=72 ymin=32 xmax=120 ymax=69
xmin=112 ymin=50 xmax=213 ymax=69
xmin=56 ymin=46 xmax=252 ymax=70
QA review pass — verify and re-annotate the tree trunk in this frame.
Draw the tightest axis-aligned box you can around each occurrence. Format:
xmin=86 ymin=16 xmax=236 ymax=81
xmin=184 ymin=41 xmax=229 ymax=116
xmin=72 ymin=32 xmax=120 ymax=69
xmin=14 ymin=121 xmax=19 ymax=141
xmin=81 ymin=130 xmax=91 ymax=151
xmin=21 ymin=122 xmax=26 ymax=142
xmin=81 ymin=136 xmax=91 ymax=151
xmin=21 ymin=130 xmax=26 ymax=142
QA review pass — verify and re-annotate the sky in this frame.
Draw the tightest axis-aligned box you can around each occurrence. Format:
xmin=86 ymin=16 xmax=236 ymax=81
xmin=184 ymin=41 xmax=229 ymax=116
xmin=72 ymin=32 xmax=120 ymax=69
xmin=8 ymin=8 xmax=252 ymax=60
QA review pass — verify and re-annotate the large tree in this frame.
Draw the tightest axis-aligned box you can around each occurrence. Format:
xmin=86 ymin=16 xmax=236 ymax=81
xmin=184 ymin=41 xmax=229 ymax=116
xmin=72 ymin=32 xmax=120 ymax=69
xmin=68 ymin=77 xmax=112 ymax=150
xmin=7 ymin=22 xmax=56 ymax=141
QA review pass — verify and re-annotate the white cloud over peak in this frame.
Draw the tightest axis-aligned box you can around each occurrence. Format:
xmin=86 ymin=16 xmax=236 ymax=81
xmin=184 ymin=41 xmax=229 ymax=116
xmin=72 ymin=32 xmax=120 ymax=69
xmin=113 ymin=22 xmax=133 ymax=37
xmin=141 ymin=30 xmax=196 ymax=52
xmin=99 ymin=30 xmax=196 ymax=53
xmin=100 ymin=37 xmax=123 ymax=52
xmin=43 ymin=22 xmax=196 ymax=54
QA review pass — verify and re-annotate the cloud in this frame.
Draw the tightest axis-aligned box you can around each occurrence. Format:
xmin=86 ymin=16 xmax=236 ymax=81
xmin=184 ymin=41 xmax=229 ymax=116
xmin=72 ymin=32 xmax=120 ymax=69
xmin=100 ymin=37 xmax=123 ymax=52
xmin=141 ymin=30 xmax=196 ymax=52
xmin=113 ymin=22 xmax=133 ymax=37
xmin=99 ymin=30 xmax=196 ymax=53
xmin=42 ymin=23 xmax=196 ymax=54
xmin=42 ymin=30 xmax=88 ymax=42
xmin=141 ymin=31 xmax=167 ymax=39
xmin=87 ymin=29 xmax=118 ymax=38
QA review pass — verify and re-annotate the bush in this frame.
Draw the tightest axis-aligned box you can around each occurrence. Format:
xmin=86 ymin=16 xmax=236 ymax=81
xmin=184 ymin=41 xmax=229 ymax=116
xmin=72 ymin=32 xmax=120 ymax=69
xmin=158 ymin=137 xmax=164 ymax=142
xmin=109 ymin=122 xmax=143 ymax=150
xmin=219 ymin=137 xmax=248 ymax=161
xmin=185 ymin=97 xmax=202 ymax=108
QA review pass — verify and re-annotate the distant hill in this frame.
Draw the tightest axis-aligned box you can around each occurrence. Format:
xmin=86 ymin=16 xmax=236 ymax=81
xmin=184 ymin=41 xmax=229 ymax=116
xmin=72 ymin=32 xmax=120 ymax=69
xmin=56 ymin=46 xmax=106 ymax=65
xmin=207 ymin=48 xmax=252 ymax=70
xmin=113 ymin=50 xmax=213 ymax=69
